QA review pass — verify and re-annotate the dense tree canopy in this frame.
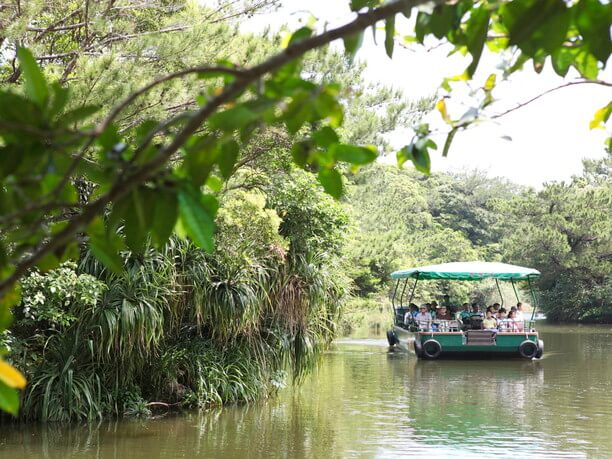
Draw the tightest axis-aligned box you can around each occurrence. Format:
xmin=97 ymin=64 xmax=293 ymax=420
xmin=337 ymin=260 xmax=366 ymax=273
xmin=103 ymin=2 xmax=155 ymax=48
xmin=498 ymin=154 xmax=612 ymax=322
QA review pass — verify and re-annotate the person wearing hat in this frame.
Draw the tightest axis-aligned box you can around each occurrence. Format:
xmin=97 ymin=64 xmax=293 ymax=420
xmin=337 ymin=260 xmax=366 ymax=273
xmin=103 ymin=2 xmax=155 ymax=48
xmin=436 ymin=305 xmax=453 ymax=320
xmin=415 ymin=305 xmax=432 ymax=330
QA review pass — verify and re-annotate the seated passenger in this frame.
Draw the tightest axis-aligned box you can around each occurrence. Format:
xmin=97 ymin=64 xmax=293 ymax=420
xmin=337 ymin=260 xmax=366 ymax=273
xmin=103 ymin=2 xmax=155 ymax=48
xmin=459 ymin=303 xmax=472 ymax=321
xmin=426 ymin=303 xmax=436 ymax=318
xmin=515 ymin=302 xmax=525 ymax=322
xmin=404 ymin=304 xmax=418 ymax=325
xmin=482 ymin=310 xmax=497 ymax=330
xmin=470 ymin=303 xmax=483 ymax=317
xmin=506 ymin=310 xmax=521 ymax=332
xmin=415 ymin=305 xmax=432 ymax=330
xmin=497 ymin=308 xmax=508 ymax=331
xmin=436 ymin=305 xmax=453 ymax=320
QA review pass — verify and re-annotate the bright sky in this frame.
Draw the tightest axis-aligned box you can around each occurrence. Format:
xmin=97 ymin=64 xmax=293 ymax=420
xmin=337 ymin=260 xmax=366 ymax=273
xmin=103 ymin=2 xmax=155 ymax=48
xmin=239 ymin=1 xmax=612 ymax=188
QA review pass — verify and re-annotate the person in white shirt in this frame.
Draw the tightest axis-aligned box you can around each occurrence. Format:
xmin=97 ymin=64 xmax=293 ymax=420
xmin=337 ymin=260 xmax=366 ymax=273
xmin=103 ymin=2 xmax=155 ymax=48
xmin=507 ymin=310 xmax=522 ymax=332
xmin=516 ymin=302 xmax=525 ymax=321
xmin=497 ymin=308 xmax=509 ymax=331
xmin=414 ymin=305 xmax=432 ymax=330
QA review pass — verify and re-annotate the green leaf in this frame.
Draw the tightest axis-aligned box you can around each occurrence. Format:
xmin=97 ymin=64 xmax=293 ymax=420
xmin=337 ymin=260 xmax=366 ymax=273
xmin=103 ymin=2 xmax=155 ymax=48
xmin=464 ymin=6 xmax=490 ymax=77
xmin=288 ymin=26 xmax=313 ymax=46
xmin=0 ymin=301 xmax=13 ymax=331
xmin=218 ymin=140 xmax=239 ymax=179
xmin=284 ymin=93 xmax=314 ymax=134
xmin=47 ymin=83 xmax=69 ymax=118
xmin=87 ymin=217 xmax=124 ymax=273
xmin=589 ymin=102 xmax=612 ymax=130
xmin=330 ymin=144 xmax=377 ymax=165
xmin=36 ymin=252 xmax=59 ymax=272
xmin=551 ymin=47 xmax=574 ymax=77
xmin=200 ymin=193 xmax=219 ymax=217
xmin=318 ymin=168 xmax=343 ymax=198
xmin=343 ymin=31 xmax=364 ymax=59
xmin=415 ymin=12 xmax=430 ymax=43
xmin=484 ymin=73 xmax=497 ymax=92
xmin=573 ymin=47 xmax=599 ymax=80
xmin=397 ymin=143 xmax=431 ymax=174
xmin=0 ymin=270 xmax=20 ymax=312
xmin=312 ymin=126 xmax=339 ymax=148
xmin=428 ymin=5 xmax=457 ymax=39
xmin=384 ymin=16 xmax=396 ymax=58
xmin=16 ymin=48 xmax=48 ymax=107
xmin=206 ymin=175 xmax=223 ymax=192
xmin=97 ymin=124 xmax=121 ymax=151
xmin=291 ymin=141 xmax=311 ymax=167
xmin=412 ymin=146 xmax=431 ymax=174
xmin=350 ymin=0 xmax=379 ymax=11
xmin=123 ymin=188 xmax=154 ymax=253
xmin=184 ymin=136 xmax=219 ymax=186
xmin=313 ymin=90 xmax=343 ymax=127
xmin=108 ymin=196 xmax=130 ymax=233
xmin=501 ymin=0 xmax=570 ymax=57
xmin=88 ymin=236 xmax=123 ymax=273
xmin=151 ymin=189 xmax=178 ymax=248
xmin=575 ymin=0 xmax=612 ymax=64
xmin=209 ymin=106 xmax=259 ymax=132
xmin=178 ymin=186 xmax=216 ymax=252
xmin=0 ymin=380 xmax=20 ymax=416
xmin=60 ymin=105 xmax=101 ymax=126
xmin=442 ymin=128 xmax=457 ymax=158
xmin=58 ymin=241 xmax=79 ymax=264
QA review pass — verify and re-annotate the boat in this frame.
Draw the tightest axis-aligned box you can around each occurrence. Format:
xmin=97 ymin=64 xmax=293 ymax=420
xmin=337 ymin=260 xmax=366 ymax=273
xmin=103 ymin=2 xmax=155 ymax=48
xmin=386 ymin=261 xmax=544 ymax=359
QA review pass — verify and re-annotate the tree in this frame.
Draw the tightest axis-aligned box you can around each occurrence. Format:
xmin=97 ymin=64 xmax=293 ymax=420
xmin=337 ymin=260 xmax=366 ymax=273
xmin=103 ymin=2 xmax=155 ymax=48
xmin=498 ymin=154 xmax=612 ymax=321
xmin=0 ymin=0 xmax=610 ymax=414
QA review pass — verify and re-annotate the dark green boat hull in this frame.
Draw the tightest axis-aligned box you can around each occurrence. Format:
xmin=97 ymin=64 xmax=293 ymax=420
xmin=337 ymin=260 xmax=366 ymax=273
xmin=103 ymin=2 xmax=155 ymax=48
xmin=393 ymin=326 xmax=542 ymax=359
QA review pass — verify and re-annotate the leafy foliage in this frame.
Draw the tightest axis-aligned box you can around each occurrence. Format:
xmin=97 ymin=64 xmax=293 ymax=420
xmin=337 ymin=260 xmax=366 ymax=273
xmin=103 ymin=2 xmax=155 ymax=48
xmin=17 ymin=262 xmax=105 ymax=328
xmin=344 ymin=164 xmax=509 ymax=303
xmin=497 ymin=154 xmax=612 ymax=322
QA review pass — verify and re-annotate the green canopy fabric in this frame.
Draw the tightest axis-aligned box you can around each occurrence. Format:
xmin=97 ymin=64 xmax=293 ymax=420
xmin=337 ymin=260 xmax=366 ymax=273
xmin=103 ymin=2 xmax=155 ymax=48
xmin=390 ymin=261 xmax=540 ymax=281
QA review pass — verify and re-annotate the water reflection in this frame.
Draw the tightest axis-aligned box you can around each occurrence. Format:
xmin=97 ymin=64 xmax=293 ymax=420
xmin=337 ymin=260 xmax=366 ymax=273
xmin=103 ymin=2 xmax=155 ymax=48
xmin=1 ymin=325 xmax=611 ymax=458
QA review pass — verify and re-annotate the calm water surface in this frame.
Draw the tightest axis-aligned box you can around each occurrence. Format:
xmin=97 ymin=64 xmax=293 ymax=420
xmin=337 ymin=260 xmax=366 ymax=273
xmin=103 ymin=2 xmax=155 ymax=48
xmin=1 ymin=324 xmax=612 ymax=458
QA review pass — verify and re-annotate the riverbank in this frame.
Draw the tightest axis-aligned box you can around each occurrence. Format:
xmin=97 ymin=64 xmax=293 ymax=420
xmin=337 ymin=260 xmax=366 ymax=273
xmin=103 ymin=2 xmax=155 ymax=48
xmin=339 ymin=296 xmax=392 ymax=337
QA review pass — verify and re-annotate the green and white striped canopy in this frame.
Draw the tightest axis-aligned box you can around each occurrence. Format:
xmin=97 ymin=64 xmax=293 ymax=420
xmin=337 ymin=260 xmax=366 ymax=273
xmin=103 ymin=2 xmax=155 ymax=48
xmin=390 ymin=261 xmax=540 ymax=281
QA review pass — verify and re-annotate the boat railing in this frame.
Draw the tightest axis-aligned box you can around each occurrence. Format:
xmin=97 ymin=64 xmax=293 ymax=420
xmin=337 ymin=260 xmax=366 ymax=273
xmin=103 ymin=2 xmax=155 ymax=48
xmin=407 ymin=319 xmax=538 ymax=333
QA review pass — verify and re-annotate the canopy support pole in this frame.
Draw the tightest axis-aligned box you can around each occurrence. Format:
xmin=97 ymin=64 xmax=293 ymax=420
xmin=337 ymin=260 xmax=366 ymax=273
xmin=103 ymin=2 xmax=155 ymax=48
xmin=495 ymin=278 xmax=504 ymax=306
xmin=407 ymin=274 xmax=419 ymax=305
xmin=391 ymin=279 xmax=399 ymax=309
xmin=511 ymin=278 xmax=520 ymax=304
xmin=528 ymin=276 xmax=538 ymax=321
xmin=399 ymin=279 xmax=408 ymax=307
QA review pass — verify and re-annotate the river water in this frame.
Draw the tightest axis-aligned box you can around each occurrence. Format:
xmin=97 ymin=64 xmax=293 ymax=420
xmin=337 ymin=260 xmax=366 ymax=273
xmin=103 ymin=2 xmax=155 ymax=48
xmin=1 ymin=324 xmax=611 ymax=458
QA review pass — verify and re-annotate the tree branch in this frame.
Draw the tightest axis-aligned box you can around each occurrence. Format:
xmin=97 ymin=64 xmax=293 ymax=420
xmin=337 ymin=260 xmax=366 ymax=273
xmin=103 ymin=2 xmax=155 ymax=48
xmin=491 ymin=79 xmax=612 ymax=120
xmin=92 ymin=66 xmax=250 ymax=136
xmin=28 ymin=22 xmax=88 ymax=33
